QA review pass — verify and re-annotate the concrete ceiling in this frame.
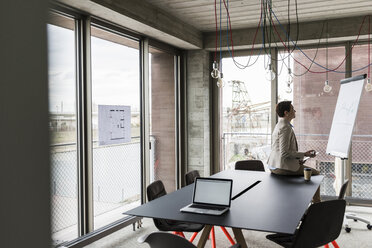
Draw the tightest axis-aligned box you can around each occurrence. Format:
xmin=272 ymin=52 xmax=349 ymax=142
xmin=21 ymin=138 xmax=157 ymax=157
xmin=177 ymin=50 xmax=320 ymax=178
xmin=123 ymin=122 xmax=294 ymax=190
xmin=58 ymin=0 xmax=372 ymax=50
xmin=144 ymin=0 xmax=372 ymax=32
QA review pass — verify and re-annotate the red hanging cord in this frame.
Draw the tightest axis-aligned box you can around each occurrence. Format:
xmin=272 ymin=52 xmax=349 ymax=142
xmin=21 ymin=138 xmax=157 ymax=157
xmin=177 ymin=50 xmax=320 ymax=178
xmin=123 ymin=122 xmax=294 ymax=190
xmin=222 ymin=0 xmax=263 ymax=67
xmin=269 ymin=14 xmax=368 ymax=73
xmin=214 ymin=0 xmax=218 ymax=61
xmin=368 ymin=15 xmax=370 ymax=78
xmin=222 ymin=0 xmax=234 ymax=58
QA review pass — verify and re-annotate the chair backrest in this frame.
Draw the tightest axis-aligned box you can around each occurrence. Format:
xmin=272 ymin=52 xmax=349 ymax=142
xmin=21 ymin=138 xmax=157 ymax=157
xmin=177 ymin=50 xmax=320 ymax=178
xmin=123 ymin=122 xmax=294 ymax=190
xmin=147 ymin=180 xmax=167 ymax=202
xmin=292 ymin=199 xmax=346 ymax=248
xmin=146 ymin=181 xmax=171 ymax=230
xmin=235 ymin=160 xmax=265 ymax=171
xmin=338 ymin=179 xmax=349 ymax=200
xmin=185 ymin=170 xmax=200 ymax=186
xmin=138 ymin=232 xmax=196 ymax=248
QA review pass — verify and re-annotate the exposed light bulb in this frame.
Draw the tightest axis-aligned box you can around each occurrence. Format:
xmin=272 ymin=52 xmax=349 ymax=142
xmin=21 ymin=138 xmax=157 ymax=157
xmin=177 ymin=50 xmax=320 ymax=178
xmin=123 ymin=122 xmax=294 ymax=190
xmin=265 ymin=64 xmax=276 ymax=81
xmin=287 ymin=68 xmax=293 ymax=85
xmin=217 ymin=72 xmax=225 ymax=88
xmin=285 ymin=83 xmax=292 ymax=93
xmin=323 ymin=80 xmax=332 ymax=93
xmin=211 ymin=61 xmax=220 ymax=79
xmin=365 ymin=78 xmax=372 ymax=92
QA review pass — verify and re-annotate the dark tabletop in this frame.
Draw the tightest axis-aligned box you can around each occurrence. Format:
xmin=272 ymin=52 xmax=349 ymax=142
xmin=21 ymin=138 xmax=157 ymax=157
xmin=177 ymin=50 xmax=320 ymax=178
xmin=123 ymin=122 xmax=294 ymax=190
xmin=125 ymin=170 xmax=323 ymax=234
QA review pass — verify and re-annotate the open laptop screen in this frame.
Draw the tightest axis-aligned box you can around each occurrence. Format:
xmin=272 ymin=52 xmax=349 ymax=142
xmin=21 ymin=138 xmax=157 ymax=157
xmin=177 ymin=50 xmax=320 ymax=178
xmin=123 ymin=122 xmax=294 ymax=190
xmin=193 ymin=178 xmax=232 ymax=207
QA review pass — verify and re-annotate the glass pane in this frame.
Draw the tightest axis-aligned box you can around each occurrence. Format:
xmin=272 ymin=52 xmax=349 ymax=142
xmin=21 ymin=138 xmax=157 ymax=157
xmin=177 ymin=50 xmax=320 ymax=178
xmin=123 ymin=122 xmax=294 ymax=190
xmin=290 ymin=47 xmax=345 ymax=197
xmin=149 ymin=47 xmax=176 ymax=193
xmin=351 ymin=44 xmax=372 ymax=199
xmin=91 ymin=26 xmax=141 ymax=229
xmin=47 ymin=12 xmax=78 ymax=244
xmin=221 ymin=55 xmax=272 ymax=170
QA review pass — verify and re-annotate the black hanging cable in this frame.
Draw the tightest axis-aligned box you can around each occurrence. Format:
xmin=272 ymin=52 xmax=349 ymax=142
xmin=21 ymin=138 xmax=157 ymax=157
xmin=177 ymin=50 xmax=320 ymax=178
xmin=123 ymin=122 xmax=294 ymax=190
xmin=269 ymin=0 xmax=272 ymax=58
xmin=227 ymin=0 xmax=263 ymax=69
xmin=268 ymin=0 xmax=300 ymax=61
xmin=290 ymin=20 xmax=326 ymax=77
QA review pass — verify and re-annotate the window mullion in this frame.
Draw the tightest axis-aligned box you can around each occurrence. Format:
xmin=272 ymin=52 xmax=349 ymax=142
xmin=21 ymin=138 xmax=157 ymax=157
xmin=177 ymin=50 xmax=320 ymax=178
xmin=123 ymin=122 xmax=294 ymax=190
xmin=76 ymin=15 xmax=94 ymax=236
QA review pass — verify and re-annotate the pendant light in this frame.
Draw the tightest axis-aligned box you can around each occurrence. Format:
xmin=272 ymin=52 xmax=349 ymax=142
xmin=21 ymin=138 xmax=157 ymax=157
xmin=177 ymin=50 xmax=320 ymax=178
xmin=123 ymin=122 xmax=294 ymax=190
xmin=285 ymin=55 xmax=293 ymax=93
xmin=323 ymin=23 xmax=332 ymax=93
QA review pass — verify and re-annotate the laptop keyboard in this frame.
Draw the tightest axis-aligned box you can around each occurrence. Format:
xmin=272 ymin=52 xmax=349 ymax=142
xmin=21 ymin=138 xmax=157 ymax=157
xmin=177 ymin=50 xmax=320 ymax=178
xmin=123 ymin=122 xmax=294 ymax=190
xmin=189 ymin=204 xmax=226 ymax=211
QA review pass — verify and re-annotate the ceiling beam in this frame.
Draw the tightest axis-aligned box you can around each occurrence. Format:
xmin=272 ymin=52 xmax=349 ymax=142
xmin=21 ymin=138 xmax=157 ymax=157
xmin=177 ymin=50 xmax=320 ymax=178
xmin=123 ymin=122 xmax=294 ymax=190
xmin=203 ymin=15 xmax=371 ymax=51
xmin=57 ymin=0 xmax=203 ymax=49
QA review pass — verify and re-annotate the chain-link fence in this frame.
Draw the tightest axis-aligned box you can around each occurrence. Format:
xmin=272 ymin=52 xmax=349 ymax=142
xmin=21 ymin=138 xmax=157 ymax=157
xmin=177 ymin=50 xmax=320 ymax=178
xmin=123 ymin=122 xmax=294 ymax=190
xmin=222 ymin=132 xmax=271 ymax=170
xmin=92 ymin=139 xmax=141 ymax=217
xmin=51 ymin=138 xmax=146 ymax=239
xmin=223 ymin=133 xmax=372 ymax=200
xmin=51 ymin=144 xmax=78 ymax=237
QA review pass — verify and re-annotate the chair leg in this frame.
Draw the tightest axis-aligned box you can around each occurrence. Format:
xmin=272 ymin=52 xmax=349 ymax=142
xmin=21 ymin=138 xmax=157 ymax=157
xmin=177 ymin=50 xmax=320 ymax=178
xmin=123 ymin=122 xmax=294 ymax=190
xmin=211 ymin=226 xmax=216 ymax=248
xmin=346 ymin=213 xmax=371 ymax=226
xmin=189 ymin=232 xmax=198 ymax=243
xmin=220 ymin=226 xmax=236 ymax=245
xmin=173 ymin=231 xmax=185 ymax=238
xmin=343 ymin=214 xmax=351 ymax=233
xmin=331 ymin=240 xmax=340 ymax=248
xmin=324 ymin=244 xmax=330 ymax=248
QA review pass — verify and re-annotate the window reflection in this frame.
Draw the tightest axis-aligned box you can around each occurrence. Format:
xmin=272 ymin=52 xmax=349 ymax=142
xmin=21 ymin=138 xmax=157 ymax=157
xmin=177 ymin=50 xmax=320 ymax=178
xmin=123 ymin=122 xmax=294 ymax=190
xmin=47 ymin=12 xmax=78 ymax=244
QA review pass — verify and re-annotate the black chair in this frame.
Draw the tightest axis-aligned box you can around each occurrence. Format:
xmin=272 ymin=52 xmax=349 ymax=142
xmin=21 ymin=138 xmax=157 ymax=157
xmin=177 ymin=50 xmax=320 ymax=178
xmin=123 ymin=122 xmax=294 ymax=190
xmin=147 ymin=180 xmax=204 ymax=238
xmin=235 ymin=160 xmax=265 ymax=171
xmin=185 ymin=170 xmax=200 ymax=185
xmin=266 ymin=199 xmax=346 ymax=248
xmin=138 ymin=232 xmax=241 ymax=248
xmin=185 ymin=170 xmax=236 ymax=247
xmin=338 ymin=179 xmax=349 ymax=200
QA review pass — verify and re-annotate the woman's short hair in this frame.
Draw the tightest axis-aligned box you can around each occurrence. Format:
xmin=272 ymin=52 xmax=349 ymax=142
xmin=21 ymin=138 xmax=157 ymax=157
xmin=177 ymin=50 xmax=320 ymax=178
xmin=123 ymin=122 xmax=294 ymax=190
xmin=276 ymin=101 xmax=292 ymax=117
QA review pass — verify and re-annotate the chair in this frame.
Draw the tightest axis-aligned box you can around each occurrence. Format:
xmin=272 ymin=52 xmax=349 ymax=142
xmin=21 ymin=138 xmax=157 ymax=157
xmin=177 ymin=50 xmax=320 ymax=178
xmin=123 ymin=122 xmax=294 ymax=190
xmin=266 ymin=200 xmax=346 ymax=248
xmin=338 ymin=179 xmax=372 ymax=233
xmin=147 ymin=180 xmax=204 ymax=239
xmin=324 ymin=179 xmax=349 ymax=248
xmin=185 ymin=170 xmax=236 ymax=248
xmin=235 ymin=160 xmax=265 ymax=171
xmin=185 ymin=170 xmax=200 ymax=185
xmin=138 ymin=232 xmax=241 ymax=248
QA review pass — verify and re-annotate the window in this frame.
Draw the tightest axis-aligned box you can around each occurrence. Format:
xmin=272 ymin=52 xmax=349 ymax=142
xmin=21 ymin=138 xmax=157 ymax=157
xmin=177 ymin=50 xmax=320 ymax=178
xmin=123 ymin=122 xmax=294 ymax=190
xmin=351 ymin=44 xmax=372 ymax=199
xmin=90 ymin=26 xmax=141 ymax=229
xmin=221 ymin=55 xmax=272 ymax=169
xmin=47 ymin=12 xmax=78 ymax=244
xmin=291 ymin=46 xmax=345 ymax=196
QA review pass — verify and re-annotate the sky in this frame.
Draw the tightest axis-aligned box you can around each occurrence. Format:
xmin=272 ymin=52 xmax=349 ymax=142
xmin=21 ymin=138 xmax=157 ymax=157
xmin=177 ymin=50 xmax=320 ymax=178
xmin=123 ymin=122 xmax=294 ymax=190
xmin=47 ymin=24 xmax=140 ymax=114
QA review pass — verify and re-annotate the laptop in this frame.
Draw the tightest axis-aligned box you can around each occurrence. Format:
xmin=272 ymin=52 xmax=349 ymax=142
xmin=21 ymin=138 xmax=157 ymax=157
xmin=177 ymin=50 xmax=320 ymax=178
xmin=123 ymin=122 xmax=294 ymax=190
xmin=180 ymin=177 xmax=233 ymax=215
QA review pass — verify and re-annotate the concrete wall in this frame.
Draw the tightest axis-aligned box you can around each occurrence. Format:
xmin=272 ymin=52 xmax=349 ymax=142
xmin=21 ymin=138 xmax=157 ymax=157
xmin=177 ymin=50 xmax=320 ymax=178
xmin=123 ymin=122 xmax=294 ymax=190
xmin=1 ymin=0 xmax=51 ymax=247
xmin=186 ymin=50 xmax=211 ymax=176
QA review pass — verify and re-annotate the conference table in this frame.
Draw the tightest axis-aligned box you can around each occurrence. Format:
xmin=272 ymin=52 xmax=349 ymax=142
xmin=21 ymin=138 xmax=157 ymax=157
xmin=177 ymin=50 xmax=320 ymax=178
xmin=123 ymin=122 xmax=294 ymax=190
xmin=125 ymin=170 xmax=323 ymax=248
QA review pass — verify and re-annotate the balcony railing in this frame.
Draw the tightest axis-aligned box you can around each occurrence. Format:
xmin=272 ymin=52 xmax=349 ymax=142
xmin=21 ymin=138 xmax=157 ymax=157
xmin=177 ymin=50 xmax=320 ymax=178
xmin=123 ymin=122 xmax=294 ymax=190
xmin=50 ymin=137 xmax=156 ymax=243
xmin=222 ymin=132 xmax=372 ymax=202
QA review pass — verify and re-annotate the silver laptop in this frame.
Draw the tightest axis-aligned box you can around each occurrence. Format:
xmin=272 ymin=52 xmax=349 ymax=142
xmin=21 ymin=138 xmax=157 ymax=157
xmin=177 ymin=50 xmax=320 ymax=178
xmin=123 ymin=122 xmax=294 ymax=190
xmin=180 ymin=177 xmax=233 ymax=216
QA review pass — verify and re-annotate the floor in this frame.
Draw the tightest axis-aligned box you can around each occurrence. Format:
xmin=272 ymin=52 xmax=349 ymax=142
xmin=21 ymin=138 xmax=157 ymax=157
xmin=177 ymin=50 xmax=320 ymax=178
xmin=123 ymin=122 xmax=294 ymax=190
xmin=84 ymin=205 xmax=372 ymax=248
